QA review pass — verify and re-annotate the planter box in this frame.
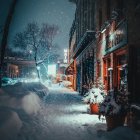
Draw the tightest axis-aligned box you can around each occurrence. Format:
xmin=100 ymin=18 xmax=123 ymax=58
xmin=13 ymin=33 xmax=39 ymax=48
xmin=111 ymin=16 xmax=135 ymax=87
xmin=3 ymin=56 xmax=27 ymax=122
xmin=128 ymin=104 xmax=140 ymax=132
xmin=105 ymin=115 xmax=126 ymax=131
xmin=90 ymin=103 xmax=99 ymax=114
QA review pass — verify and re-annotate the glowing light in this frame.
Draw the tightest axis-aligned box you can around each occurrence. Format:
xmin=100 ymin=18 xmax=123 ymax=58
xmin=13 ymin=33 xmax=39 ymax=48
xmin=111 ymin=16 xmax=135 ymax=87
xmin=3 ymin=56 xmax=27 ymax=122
xmin=64 ymin=49 xmax=68 ymax=63
xmin=110 ymin=34 xmax=115 ymax=41
xmin=16 ymin=70 xmax=19 ymax=73
xmin=64 ymin=49 xmax=68 ymax=53
xmin=24 ymin=79 xmax=28 ymax=83
xmin=37 ymin=66 xmax=40 ymax=70
xmin=108 ymin=67 xmax=113 ymax=71
xmin=101 ymin=28 xmax=106 ymax=33
xmin=34 ymin=78 xmax=39 ymax=82
xmin=29 ymin=50 xmax=32 ymax=54
xmin=32 ymin=72 xmax=37 ymax=76
xmin=48 ymin=64 xmax=56 ymax=76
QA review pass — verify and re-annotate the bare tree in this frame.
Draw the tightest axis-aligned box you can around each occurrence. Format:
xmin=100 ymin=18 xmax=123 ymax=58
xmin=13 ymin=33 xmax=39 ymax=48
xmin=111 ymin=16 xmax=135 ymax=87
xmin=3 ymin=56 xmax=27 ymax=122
xmin=0 ymin=0 xmax=18 ymax=87
xmin=13 ymin=32 xmax=27 ymax=49
xmin=13 ymin=22 xmax=59 ymax=79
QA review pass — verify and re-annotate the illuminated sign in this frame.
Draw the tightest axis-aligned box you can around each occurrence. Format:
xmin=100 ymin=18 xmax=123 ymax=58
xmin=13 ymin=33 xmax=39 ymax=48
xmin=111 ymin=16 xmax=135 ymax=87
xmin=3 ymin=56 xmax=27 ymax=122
xmin=48 ymin=64 xmax=56 ymax=76
xmin=104 ymin=20 xmax=127 ymax=53
xmin=64 ymin=49 xmax=68 ymax=63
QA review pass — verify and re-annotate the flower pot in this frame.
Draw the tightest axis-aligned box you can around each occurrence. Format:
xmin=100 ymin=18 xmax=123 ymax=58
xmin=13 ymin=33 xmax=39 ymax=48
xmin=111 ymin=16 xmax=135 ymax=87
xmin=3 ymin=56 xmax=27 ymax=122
xmin=90 ymin=103 xmax=99 ymax=114
xmin=105 ymin=114 xmax=126 ymax=131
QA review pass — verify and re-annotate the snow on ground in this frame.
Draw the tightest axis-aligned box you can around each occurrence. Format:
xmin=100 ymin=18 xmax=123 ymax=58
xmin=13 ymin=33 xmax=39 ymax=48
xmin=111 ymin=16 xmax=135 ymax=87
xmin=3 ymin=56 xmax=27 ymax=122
xmin=46 ymin=83 xmax=77 ymax=94
xmin=0 ymin=82 xmax=47 ymax=115
xmin=0 ymin=82 xmax=48 ymax=140
xmin=0 ymin=109 xmax=22 ymax=140
xmin=38 ymin=88 xmax=139 ymax=140
xmin=0 ymin=83 xmax=140 ymax=140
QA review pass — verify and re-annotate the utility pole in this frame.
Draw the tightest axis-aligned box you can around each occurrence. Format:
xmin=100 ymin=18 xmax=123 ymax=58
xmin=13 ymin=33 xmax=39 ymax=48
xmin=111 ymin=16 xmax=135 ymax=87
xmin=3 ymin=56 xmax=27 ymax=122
xmin=0 ymin=0 xmax=18 ymax=87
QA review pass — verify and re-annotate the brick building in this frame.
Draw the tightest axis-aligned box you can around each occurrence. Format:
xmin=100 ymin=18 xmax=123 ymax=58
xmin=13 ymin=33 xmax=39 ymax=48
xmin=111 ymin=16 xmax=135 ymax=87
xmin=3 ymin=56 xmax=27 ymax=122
xmin=95 ymin=0 xmax=128 ymax=91
xmin=3 ymin=57 xmax=36 ymax=78
xmin=95 ymin=0 xmax=140 ymax=104
xmin=67 ymin=0 xmax=97 ymax=94
xmin=67 ymin=0 xmax=140 ymax=103
xmin=67 ymin=0 xmax=140 ymax=131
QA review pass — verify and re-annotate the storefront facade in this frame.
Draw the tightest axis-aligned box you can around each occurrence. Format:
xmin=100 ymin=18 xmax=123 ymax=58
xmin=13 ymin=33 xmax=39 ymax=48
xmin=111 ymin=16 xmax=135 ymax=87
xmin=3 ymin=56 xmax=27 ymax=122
xmin=75 ymin=41 xmax=95 ymax=94
xmin=97 ymin=19 xmax=128 ymax=91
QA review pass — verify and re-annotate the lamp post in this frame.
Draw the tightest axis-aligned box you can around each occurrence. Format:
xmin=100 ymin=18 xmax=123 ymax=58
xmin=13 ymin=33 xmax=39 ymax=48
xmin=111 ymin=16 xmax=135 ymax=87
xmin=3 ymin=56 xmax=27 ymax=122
xmin=85 ymin=30 xmax=107 ymax=38
xmin=57 ymin=60 xmax=61 ymax=84
xmin=57 ymin=61 xmax=60 ymax=75
xmin=36 ymin=66 xmax=41 ymax=80
xmin=29 ymin=50 xmax=32 ymax=60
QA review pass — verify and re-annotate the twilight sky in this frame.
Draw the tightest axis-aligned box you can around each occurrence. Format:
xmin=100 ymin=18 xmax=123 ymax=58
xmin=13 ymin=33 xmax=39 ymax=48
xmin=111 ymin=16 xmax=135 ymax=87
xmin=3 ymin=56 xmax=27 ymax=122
xmin=0 ymin=0 xmax=76 ymax=58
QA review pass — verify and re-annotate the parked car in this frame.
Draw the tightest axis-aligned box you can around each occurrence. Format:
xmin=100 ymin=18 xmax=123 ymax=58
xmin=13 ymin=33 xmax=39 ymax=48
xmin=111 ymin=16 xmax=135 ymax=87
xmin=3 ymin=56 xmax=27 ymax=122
xmin=12 ymin=78 xmax=19 ymax=83
xmin=2 ymin=77 xmax=14 ymax=86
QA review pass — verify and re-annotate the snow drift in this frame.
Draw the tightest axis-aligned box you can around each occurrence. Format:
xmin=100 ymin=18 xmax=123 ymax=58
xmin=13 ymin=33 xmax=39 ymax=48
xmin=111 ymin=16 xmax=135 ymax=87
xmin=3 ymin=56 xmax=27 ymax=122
xmin=0 ymin=82 xmax=47 ymax=115
xmin=0 ymin=109 xmax=22 ymax=140
xmin=0 ymin=83 xmax=139 ymax=140
xmin=0 ymin=82 xmax=48 ymax=140
xmin=60 ymin=80 xmax=72 ymax=88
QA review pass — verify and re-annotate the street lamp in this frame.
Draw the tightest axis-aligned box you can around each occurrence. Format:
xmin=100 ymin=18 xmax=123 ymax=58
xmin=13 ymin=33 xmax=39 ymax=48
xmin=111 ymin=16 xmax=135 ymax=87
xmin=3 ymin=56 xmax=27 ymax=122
xmin=57 ymin=61 xmax=60 ymax=74
xmin=29 ymin=50 xmax=32 ymax=54
xmin=86 ymin=29 xmax=107 ymax=38
xmin=86 ymin=29 xmax=107 ymax=34
xmin=87 ymin=21 xmax=110 ymax=37
xmin=36 ymin=66 xmax=41 ymax=80
xmin=37 ymin=66 xmax=40 ymax=70
xmin=29 ymin=50 xmax=32 ymax=60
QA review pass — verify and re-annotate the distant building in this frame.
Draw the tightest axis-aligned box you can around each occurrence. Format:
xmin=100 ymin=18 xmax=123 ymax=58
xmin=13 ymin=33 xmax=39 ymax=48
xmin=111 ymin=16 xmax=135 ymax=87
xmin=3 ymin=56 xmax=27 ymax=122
xmin=3 ymin=57 xmax=36 ymax=78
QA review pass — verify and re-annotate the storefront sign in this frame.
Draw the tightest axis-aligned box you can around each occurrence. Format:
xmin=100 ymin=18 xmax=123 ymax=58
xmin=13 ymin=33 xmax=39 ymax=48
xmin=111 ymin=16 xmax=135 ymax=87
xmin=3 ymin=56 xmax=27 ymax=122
xmin=64 ymin=49 xmax=68 ymax=63
xmin=105 ymin=20 xmax=127 ymax=54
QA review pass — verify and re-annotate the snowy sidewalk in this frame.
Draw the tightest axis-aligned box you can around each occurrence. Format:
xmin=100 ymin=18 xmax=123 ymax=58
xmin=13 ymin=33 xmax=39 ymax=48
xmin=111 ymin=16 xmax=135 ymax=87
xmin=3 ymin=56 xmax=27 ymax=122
xmin=30 ymin=86 xmax=139 ymax=140
xmin=38 ymin=86 xmax=139 ymax=140
xmin=36 ymin=87 xmax=107 ymax=140
xmin=46 ymin=83 xmax=76 ymax=93
xmin=0 ymin=83 xmax=139 ymax=140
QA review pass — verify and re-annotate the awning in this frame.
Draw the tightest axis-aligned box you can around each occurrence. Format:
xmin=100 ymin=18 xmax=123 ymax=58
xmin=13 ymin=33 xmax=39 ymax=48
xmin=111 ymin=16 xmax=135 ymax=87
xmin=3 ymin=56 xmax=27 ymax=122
xmin=73 ymin=30 xmax=95 ymax=58
xmin=65 ymin=61 xmax=74 ymax=75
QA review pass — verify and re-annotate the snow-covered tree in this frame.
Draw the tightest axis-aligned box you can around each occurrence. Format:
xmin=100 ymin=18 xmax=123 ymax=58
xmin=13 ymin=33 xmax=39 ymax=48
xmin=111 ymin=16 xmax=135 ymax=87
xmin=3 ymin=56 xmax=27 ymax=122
xmin=13 ymin=22 xmax=59 ymax=79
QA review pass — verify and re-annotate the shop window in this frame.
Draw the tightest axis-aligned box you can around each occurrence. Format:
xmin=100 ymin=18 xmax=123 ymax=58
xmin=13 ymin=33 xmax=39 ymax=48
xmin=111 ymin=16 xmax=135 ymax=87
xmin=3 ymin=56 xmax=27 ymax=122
xmin=117 ymin=65 xmax=127 ymax=90
xmin=118 ymin=54 xmax=127 ymax=65
xmin=103 ymin=57 xmax=112 ymax=91
xmin=116 ymin=54 xmax=127 ymax=90
xmin=106 ymin=35 xmax=112 ymax=50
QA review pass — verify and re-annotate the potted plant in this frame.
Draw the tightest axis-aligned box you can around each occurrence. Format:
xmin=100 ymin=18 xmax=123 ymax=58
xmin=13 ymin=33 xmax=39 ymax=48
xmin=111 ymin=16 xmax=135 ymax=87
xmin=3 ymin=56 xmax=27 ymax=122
xmin=98 ymin=84 xmax=129 ymax=131
xmin=82 ymin=79 xmax=106 ymax=114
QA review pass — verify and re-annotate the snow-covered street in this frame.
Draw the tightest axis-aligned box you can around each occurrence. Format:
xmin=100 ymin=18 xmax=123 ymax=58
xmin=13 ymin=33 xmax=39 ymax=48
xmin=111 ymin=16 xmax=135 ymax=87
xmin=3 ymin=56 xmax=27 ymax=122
xmin=0 ymin=83 xmax=140 ymax=140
